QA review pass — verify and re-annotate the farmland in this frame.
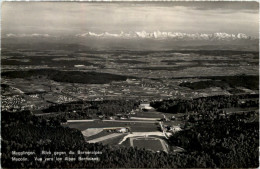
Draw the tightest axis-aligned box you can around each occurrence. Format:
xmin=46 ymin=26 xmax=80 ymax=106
xmin=2 ymin=49 xmax=258 ymax=112
xmin=1 ymin=47 xmax=259 ymax=167
xmin=2 ymin=48 xmax=259 ymax=153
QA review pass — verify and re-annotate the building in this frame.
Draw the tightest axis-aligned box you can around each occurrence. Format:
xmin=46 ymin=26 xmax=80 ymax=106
xmin=118 ymin=128 xmax=127 ymax=133
xmin=139 ymin=103 xmax=153 ymax=110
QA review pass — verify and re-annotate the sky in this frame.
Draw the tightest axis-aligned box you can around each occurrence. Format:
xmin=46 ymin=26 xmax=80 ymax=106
xmin=2 ymin=2 xmax=259 ymax=37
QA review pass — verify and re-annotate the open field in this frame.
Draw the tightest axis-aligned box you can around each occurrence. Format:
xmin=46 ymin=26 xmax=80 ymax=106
xmin=66 ymin=121 xmax=128 ymax=131
xmin=88 ymin=133 xmax=125 ymax=143
xmin=119 ymin=132 xmax=165 ymax=144
xmin=66 ymin=120 xmax=160 ymax=132
xmin=132 ymin=138 xmax=166 ymax=152
xmin=64 ymin=119 xmax=169 ymax=147
xmin=84 ymin=130 xmax=112 ymax=141
xmin=131 ymin=110 xmax=163 ymax=118
xmin=81 ymin=128 xmax=103 ymax=137
xmin=100 ymin=134 xmax=127 ymax=145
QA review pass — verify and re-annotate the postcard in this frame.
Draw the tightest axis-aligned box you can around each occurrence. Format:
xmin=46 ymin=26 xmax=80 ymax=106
xmin=1 ymin=1 xmax=259 ymax=168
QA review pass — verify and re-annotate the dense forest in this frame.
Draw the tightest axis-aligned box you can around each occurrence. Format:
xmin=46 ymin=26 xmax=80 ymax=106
xmin=165 ymin=50 xmax=258 ymax=57
xmin=2 ymin=69 xmax=133 ymax=84
xmin=151 ymin=94 xmax=259 ymax=114
xmin=169 ymin=111 xmax=259 ymax=168
xmin=2 ymin=108 xmax=258 ymax=168
xmin=179 ymin=75 xmax=259 ymax=90
xmin=2 ymin=57 xmax=97 ymax=68
xmin=104 ymin=49 xmax=258 ymax=57
xmin=42 ymin=100 xmax=140 ymax=119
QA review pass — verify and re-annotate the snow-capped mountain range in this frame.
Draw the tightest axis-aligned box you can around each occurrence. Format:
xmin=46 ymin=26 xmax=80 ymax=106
xmin=75 ymin=31 xmax=254 ymax=40
xmin=6 ymin=33 xmax=51 ymax=38
xmin=5 ymin=31 xmax=256 ymax=41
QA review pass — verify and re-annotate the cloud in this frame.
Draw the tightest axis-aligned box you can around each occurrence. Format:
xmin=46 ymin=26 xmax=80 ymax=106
xmin=2 ymin=2 xmax=259 ymax=37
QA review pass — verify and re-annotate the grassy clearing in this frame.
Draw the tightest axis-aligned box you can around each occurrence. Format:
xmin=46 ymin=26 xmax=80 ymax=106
xmin=81 ymin=128 xmax=103 ymax=137
xmin=67 ymin=121 xmax=159 ymax=132
xmin=133 ymin=139 xmax=164 ymax=152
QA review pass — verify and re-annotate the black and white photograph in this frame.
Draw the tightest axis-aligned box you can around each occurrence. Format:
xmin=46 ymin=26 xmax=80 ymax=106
xmin=1 ymin=1 xmax=259 ymax=168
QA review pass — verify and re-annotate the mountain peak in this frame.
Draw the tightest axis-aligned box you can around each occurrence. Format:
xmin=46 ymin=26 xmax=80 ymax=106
xmin=75 ymin=31 xmax=253 ymax=40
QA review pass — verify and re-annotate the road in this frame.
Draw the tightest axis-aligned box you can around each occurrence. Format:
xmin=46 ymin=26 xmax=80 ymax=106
xmin=102 ymin=119 xmax=158 ymax=123
xmin=130 ymin=117 xmax=161 ymax=121
xmin=67 ymin=119 xmax=95 ymax=122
